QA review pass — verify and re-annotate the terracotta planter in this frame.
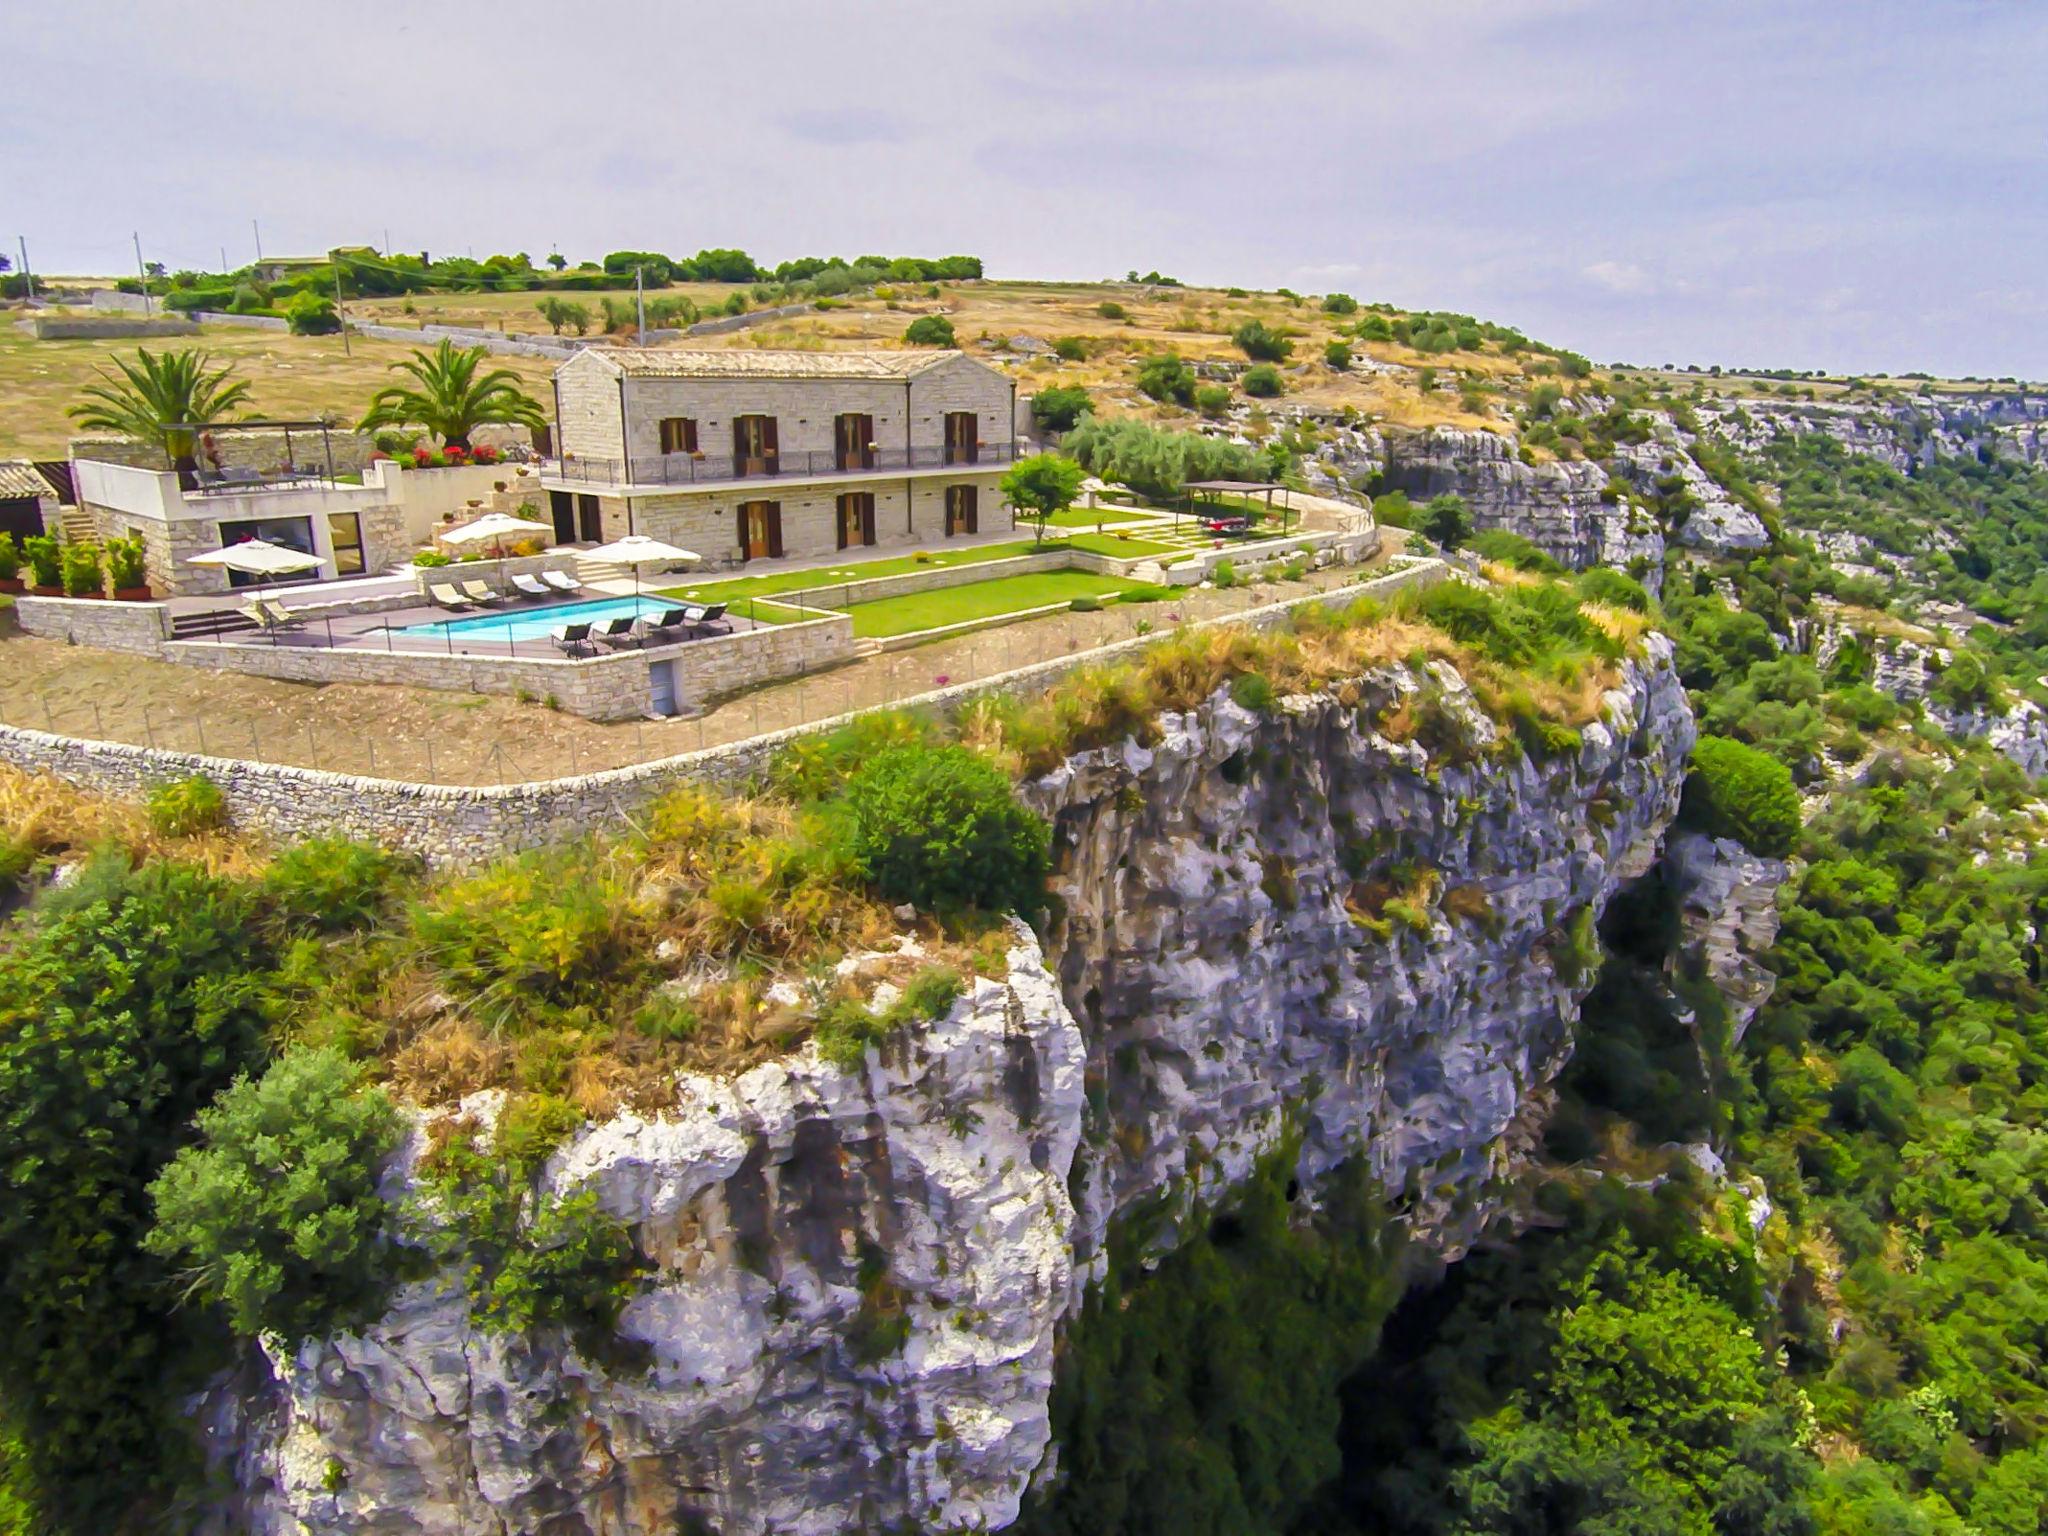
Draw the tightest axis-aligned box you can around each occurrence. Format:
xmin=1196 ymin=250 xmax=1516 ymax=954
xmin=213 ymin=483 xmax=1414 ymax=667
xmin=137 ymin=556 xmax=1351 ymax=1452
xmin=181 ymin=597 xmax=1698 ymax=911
xmin=28 ymin=584 xmax=61 ymax=596
xmin=63 ymin=589 xmax=104 ymax=600
xmin=0 ymin=577 xmax=22 ymax=594
xmin=113 ymin=585 xmax=153 ymax=602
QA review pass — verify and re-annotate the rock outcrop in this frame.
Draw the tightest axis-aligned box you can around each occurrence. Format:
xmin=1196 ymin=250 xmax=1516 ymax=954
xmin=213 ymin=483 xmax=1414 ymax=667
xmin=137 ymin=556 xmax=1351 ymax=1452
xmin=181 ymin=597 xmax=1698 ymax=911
xmin=1662 ymin=831 xmax=1787 ymax=1042
xmin=1701 ymin=392 xmax=2048 ymax=473
xmin=203 ymin=644 xmax=1696 ymax=1536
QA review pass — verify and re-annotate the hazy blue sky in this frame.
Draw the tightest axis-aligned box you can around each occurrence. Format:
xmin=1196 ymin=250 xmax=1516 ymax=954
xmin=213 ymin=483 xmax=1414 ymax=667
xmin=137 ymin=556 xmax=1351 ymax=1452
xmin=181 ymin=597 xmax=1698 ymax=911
xmin=9 ymin=0 xmax=2044 ymax=377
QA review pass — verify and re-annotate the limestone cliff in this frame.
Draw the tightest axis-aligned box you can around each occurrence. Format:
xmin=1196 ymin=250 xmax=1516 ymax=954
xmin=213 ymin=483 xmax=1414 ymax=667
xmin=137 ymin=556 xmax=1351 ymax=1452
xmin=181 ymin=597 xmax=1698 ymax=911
xmin=202 ymin=642 xmax=1695 ymax=1536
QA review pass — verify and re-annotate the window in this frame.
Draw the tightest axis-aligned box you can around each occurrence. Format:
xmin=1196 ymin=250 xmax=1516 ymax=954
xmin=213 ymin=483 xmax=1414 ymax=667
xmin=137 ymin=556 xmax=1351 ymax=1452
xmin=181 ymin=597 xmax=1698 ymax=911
xmin=327 ymin=512 xmax=365 ymax=576
xmin=658 ymin=416 xmax=698 ymax=456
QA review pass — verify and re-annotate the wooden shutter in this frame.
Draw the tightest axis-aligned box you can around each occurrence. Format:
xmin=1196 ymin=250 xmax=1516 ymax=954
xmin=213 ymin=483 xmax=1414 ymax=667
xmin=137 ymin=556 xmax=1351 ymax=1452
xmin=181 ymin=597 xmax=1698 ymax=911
xmin=766 ymin=502 xmax=784 ymax=557
xmin=682 ymin=417 xmax=698 ymax=454
xmin=861 ymin=494 xmax=876 ymax=545
xmin=836 ymin=496 xmax=850 ymax=551
xmin=763 ymin=416 xmax=779 ymax=465
xmin=964 ymin=486 xmax=978 ymax=533
xmin=732 ymin=418 xmax=747 ymax=464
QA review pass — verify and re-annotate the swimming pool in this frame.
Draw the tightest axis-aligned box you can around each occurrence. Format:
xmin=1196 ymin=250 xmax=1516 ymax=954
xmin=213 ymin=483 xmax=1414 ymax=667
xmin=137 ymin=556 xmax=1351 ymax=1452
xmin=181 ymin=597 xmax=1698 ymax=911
xmin=394 ymin=595 xmax=676 ymax=644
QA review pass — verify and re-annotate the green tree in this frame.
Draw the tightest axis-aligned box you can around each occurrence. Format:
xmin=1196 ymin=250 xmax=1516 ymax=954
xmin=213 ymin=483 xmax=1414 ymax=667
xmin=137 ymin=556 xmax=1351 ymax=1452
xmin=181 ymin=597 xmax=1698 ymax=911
xmin=147 ymin=1049 xmax=403 ymax=1341
xmin=1242 ymin=364 xmax=1284 ymax=398
xmin=903 ymin=314 xmax=956 ymax=347
xmin=1029 ymin=385 xmax=1093 ymax=434
xmin=1135 ymin=351 xmax=1197 ymax=406
xmin=68 ymin=348 xmax=254 ymax=481
xmin=357 ymin=339 xmax=548 ymax=451
xmin=833 ymin=745 xmax=1050 ymax=916
xmin=1232 ymin=318 xmax=1293 ymax=362
xmin=283 ymin=291 xmax=339 ymax=335
xmin=1682 ymin=735 xmax=1801 ymax=856
xmin=1001 ymin=452 xmax=1087 ymax=549
xmin=0 ymin=860 xmax=272 ymax=1530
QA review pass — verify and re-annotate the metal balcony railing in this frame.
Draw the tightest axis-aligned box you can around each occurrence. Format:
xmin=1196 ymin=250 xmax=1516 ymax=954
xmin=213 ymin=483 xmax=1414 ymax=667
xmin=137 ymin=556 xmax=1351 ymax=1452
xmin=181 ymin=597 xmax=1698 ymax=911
xmin=550 ymin=440 xmax=1017 ymax=488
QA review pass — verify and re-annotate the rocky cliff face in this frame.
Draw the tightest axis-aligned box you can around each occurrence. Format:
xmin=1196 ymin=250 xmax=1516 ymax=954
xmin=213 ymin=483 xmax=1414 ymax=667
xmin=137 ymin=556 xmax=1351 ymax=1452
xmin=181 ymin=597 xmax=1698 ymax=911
xmin=1663 ymin=831 xmax=1787 ymax=1042
xmin=1700 ymin=392 xmax=2048 ymax=473
xmin=204 ymin=645 xmax=1695 ymax=1536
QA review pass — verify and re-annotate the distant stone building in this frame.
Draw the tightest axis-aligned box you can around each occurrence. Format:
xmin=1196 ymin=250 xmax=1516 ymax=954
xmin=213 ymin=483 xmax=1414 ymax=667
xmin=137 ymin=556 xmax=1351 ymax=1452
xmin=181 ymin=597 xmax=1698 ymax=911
xmin=543 ymin=347 xmax=1018 ymax=564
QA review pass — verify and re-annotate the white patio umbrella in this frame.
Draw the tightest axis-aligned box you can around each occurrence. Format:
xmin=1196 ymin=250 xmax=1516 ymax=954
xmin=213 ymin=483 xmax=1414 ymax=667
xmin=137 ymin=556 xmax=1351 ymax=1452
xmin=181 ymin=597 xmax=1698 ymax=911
xmin=440 ymin=510 xmax=556 ymax=581
xmin=187 ymin=537 xmax=324 ymax=595
xmin=575 ymin=534 xmax=701 ymax=597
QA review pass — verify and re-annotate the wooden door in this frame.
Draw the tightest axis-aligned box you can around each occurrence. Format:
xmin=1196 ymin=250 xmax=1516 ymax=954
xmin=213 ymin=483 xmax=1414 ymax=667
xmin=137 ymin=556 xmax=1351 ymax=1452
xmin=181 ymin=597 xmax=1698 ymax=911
xmin=734 ymin=415 xmax=776 ymax=477
xmin=946 ymin=485 xmax=978 ymax=536
xmin=742 ymin=501 xmax=783 ymax=560
xmin=577 ymin=494 xmax=603 ymax=541
xmin=837 ymin=493 xmax=874 ymax=549
xmin=836 ymin=414 xmax=874 ymax=470
xmin=945 ymin=412 xmax=978 ymax=465
xmin=860 ymin=495 xmax=876 ymax=546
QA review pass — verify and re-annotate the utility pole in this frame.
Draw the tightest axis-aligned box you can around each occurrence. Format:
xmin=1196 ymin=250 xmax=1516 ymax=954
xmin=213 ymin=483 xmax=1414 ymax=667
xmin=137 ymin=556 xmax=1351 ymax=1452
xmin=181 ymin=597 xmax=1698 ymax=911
xmin=331 ymin=251 xmax=352 ymax=356
xmin=382 ymin=227 xmax=391 ymax=257
xmin=635 ymin=264 xmax=646 ymax=346
xmin=133 ymin=232 xmax=152 ymax=317
xmin=219 ymin=245 xmax=228 ymax=274
xmin=15 ymin=237 xmax=32 ymax=303
xmin=252 ymin=219 xmax=262 ymax=261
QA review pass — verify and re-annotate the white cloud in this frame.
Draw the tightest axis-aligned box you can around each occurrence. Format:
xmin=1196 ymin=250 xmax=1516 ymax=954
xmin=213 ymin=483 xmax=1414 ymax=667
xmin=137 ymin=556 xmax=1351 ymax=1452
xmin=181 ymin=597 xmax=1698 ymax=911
xmin=1582 ymin=261 xmax=1655 ymax=296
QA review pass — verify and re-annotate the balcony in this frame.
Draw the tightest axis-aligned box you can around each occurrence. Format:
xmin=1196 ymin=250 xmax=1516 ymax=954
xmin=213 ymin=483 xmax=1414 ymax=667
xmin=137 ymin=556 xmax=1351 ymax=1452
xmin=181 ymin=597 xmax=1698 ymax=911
xmin=548 ymin=440 xmax=1017 ymax=491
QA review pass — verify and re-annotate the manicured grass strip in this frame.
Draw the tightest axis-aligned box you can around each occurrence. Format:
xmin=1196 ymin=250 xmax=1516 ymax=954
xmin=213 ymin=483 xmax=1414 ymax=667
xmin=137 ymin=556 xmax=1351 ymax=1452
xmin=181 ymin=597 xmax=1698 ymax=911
xmin=653 ymin=540 xmax=1046 ymax=605
xmin=1059 ymin=532 xmax=1179 ymax=557
xmin=1021 ymin=506 xmax=1159 ymax=528
xmin=730 ymin=597 xmax=809 ymax=625
xmin=846 ymin=571 xmax=1140 ymax=638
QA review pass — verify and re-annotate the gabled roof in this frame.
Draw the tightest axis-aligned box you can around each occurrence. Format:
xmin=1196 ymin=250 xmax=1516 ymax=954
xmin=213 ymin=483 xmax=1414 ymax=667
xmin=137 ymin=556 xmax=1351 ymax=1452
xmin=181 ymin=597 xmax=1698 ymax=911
xmin=569 ymin=347 xmax=970 ymax=382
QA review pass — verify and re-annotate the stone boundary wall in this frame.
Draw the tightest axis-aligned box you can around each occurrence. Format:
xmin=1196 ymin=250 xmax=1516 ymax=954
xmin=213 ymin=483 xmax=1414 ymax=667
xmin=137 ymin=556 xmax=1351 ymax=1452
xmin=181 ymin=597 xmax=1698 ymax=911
xmin=349 ymin=321 xmax=580 ymax=362
xmin=193 ymin=311 xmax=289 ymax=331
xmin=161 ymin=609 xmax=855 ymax=722
xmin=19 ymin=315 xmax=199 ymax=339
xmin=15 ymin=594 xmax=174 ymax=654
xmin=685 ymin=302 xmax=812 ymax=337
xmin=0 ymin=560 xmax=1443 ymax=862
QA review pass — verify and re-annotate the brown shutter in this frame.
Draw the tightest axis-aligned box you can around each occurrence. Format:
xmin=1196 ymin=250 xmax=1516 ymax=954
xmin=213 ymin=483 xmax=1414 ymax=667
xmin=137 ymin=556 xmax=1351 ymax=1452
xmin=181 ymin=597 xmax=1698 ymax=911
xmin=965 ymin=486 xmax=978 ymax=533
xmin=836 ymin=496 xmax=849 ymax=551
xmin=732 ymin=418 xmax=747 ymax=463
xmin=861 ymin=494 xmax=876 ymax=545
xmin=767 ymin=502 xmax=784 ymax=557
xmin=763 ymin=416 xmax=779 ymax=465
xmin=683 ymin=418 xmax=698 ymax=454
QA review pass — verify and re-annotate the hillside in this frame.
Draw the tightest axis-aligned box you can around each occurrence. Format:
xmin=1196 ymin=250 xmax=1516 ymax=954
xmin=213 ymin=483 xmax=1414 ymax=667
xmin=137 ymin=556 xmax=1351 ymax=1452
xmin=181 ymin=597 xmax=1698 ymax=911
xmin=4 ymin=264 xmax=2048 ymax=1536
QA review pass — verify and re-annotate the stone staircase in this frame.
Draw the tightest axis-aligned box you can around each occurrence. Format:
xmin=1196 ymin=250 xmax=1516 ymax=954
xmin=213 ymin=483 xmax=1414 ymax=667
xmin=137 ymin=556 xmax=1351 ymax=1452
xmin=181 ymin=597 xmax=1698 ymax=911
xmin=57 ymin=507 xmax=98 ymax=546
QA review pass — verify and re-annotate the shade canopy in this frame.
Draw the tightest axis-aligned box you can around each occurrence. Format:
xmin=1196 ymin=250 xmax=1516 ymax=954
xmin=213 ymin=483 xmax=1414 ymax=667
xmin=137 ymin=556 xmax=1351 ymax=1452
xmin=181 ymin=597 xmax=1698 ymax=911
xmin=576 ymin=534 xmax=701 ymax=565
xmin=186 ymin=538 xmax=323 ymax=576
xmin=441 ymin=511 xmax=554 ymax=546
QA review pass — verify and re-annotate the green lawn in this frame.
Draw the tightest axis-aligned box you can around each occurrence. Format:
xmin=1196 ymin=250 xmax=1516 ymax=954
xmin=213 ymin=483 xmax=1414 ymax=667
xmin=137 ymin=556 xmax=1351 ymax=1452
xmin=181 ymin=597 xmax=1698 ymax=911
xmin=654 ymin=540 xmax=1046 ymax=606
xmin=1059 ymin=532 xmax=1180 ymax=558
xmin=1022 ymin=506 xmax=1159 ymax=529
xmin=846 ymin=571 xmax=1140 ymax=638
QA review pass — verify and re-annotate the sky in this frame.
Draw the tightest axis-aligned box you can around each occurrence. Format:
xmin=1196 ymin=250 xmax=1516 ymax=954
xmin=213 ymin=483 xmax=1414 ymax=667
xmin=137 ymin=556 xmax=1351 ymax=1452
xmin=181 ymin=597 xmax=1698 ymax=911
xmin=7 ymin=0 xmax=2046 ymax=379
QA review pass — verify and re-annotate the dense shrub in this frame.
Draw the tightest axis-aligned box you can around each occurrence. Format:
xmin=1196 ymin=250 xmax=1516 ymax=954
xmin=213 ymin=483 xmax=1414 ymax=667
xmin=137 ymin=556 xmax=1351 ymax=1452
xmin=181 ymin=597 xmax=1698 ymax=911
xmin=103 ymin=534 xmax=147 ymax=591
xmin=1231 ymin=318 xmax=1293 ymax=362
xmin=1030 ymin=385 xmax=1092 ymax=434
xmin=1320 ymin=292 xmax=1358 ymax=314
xmin=832 ymin=744 xmax=1050 ymax=916
xmin=1061 ymin=416 xmax=1267 ymax=502
xmin=1324 ymin=340 xmax=1352 ymax=370
xmin=1097 ymin=300 xmax=1127 ymax=320
xmin=1680 ymin=734 xmax=1800 ymax=856
xmin=1053 ymin=335 xmax=1088 ymax=361
xmin=1194 ymin=383 xmax=1232 ymax=417
xmin=1135 ymin=351 xmax=1197 ymax=406
xmin=147 ymin=773 xmax=226 ymax=837
xmin=903 ymin=314 xmax=955 ymax=347
xmin=1469 ymin=529 xmax=1563 ymax=574
xmin=0 ymin=861 xmax=271 ymax=1528
xmin=260 ymin=836 xmax=412 ymax=935
xmin=1419 ymin=492 xmax=1472 ymax=549
xmin=284 ymin=291 xmax=341 ymax=335
xmin=59 ymin=541 xmax=102 ymax=597
xmin=21 ymin=535 xmax=58 ymax=589
xmin=1242 ymin=364 xmax=1284 ymax=398
xmin=1574 ymin=565 xmax=1654 ymax=612
xmin=146 ymin=1049 xmax=402 ymax=1341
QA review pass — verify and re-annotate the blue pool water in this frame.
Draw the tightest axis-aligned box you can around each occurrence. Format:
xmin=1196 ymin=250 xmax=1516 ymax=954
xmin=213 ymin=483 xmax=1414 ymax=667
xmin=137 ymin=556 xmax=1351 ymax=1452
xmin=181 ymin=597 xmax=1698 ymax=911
xmin=396 ymin=594 xmax=677 ymax=643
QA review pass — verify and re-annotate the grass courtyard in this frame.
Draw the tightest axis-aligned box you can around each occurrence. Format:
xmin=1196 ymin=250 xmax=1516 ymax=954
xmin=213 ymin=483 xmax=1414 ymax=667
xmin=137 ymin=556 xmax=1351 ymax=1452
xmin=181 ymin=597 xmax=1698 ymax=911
xmin=840 ymin=570 xmax=1150 ymax=638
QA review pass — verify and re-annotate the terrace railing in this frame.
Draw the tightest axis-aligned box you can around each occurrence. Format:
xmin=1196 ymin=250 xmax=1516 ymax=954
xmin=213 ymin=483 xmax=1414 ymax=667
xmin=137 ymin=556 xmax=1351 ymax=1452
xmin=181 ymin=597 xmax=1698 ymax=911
xmin=551 ymin=441 xmax=1019 ymax=489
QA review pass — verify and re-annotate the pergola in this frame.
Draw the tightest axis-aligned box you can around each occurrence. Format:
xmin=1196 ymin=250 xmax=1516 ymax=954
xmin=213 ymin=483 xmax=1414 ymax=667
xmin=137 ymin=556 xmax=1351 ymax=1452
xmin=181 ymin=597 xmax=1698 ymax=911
xmin=167 ymin=418 xmax=340 ymax=492
xmin=1181 ymin=479 xmax=1292 ymax=534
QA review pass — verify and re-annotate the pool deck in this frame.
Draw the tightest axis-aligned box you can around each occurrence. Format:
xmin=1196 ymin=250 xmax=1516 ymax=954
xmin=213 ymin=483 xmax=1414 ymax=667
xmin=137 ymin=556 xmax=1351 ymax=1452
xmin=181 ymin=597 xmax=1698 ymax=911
xmin=181 ymin=590 xmax=773 ymax=661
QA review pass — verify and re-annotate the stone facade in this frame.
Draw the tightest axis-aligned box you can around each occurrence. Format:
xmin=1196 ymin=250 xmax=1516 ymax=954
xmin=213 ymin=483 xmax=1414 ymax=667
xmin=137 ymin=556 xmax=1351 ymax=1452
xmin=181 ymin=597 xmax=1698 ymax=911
xmin=630 ymin=471 xmax=1013 ymax=565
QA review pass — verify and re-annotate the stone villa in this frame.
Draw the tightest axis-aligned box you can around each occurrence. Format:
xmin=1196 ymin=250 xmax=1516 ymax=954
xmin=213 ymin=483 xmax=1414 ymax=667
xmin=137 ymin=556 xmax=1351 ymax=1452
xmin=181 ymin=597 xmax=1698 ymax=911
xmin=541 ymin=348 xmax=1019 ymax=565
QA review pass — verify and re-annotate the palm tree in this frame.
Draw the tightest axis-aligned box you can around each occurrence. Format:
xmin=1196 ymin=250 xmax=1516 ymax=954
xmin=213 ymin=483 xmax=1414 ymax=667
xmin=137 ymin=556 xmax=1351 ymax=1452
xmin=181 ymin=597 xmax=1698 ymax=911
xmin=357 ymin=340 xmax=547 ymax=451
xmin=69 ymin=348 xmax=254 ymax=483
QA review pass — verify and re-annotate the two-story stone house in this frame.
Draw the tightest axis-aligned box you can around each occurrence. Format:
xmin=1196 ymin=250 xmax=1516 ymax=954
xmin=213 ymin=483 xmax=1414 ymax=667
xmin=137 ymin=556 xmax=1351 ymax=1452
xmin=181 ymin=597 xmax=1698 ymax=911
xmin=541 ymin=348 xmax=1018 ymax=566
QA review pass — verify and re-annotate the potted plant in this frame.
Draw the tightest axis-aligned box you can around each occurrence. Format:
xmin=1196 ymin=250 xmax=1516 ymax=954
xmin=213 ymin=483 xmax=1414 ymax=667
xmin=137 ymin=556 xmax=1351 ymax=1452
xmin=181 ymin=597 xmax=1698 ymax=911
xmin=60 ymin=542 xmax=104 ymax=599
xmin=0 ymin=533 xmax=21 ymax=593
xmin=23 ymin=535 xmax=62 ymax=595
xmin=105 ymin=534 xmax=151 ymax=600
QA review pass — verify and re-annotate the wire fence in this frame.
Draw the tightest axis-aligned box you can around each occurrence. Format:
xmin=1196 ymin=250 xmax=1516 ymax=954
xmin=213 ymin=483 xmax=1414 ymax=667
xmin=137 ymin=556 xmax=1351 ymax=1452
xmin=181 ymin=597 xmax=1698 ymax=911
xmin=0 ymin=566 xmax=1414 ymax=788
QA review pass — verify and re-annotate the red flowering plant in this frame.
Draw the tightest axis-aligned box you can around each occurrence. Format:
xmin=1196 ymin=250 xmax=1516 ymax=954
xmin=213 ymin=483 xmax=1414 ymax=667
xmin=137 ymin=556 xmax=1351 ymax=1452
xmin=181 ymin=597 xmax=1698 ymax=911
xmin=469 ymin=444 xmax=499 ymax=465
xmin=443 ymin=444 xmax=469 ymax=464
